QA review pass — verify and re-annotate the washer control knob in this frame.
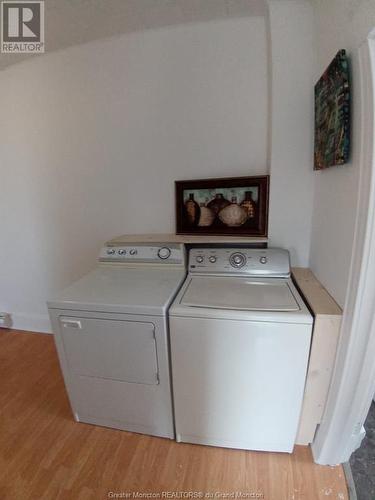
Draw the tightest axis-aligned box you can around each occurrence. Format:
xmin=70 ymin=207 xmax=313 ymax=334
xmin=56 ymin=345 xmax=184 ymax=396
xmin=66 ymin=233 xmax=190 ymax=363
xmin=106 ymin=248 xmax=115 ymax=255
xmin=229 ymin=252 xmax=246 ymax=268
xmin=196 ymin=255 xmax=204 ymax=264
xmin=209 ymin=256 xmax=217 ymax=263
xmin=129 ymin=249 xmax=137 ymax=255
xmin=259 ymin=256 xmax=268 ymax=264
xmin=158 ymin=247 xmax=171 ymax=260
xmin=118 ymin=249 xmax=126 ymax=255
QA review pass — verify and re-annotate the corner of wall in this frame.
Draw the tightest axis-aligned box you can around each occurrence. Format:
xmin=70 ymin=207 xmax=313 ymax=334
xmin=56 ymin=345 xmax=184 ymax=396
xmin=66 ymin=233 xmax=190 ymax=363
xmin=266 ymin=0 xmax=316 ymax=266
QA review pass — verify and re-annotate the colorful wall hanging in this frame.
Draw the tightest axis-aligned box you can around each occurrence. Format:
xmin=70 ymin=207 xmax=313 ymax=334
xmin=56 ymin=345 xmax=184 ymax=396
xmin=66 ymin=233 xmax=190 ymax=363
xmin=314 ymin=49 xmax=350 ymax=170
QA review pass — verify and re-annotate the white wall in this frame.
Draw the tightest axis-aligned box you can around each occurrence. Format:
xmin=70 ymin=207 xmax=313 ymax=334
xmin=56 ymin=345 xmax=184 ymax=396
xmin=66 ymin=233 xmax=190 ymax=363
xmin=0 ymin=17 xmax=268 ymax=332
xmin=310 ymin=0 xmax=375 ymax=307
xmin=267 ymin=0 xmax=315 ymax=267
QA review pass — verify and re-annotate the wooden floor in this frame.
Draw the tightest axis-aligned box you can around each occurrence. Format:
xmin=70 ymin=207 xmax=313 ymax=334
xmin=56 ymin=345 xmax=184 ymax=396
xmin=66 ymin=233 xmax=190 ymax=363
xmin=0 ymin=329 xmax=348 ymax=500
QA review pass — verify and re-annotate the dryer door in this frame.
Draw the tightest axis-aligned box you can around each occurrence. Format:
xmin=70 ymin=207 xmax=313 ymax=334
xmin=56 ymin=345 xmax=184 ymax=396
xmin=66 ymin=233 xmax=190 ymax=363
xmin=59 ymin=316 xmax=159 ymax=385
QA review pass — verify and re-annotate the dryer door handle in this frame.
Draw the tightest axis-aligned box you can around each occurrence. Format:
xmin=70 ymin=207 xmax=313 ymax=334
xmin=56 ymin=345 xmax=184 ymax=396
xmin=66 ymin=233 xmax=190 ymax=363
xmin=60 ymin=318 xmax=82 ymax=329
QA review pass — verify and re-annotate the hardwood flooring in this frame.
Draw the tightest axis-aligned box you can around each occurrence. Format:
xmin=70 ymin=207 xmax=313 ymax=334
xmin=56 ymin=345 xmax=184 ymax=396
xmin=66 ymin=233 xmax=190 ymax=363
xmin=0 ymin=329 xmax=348 ymax=500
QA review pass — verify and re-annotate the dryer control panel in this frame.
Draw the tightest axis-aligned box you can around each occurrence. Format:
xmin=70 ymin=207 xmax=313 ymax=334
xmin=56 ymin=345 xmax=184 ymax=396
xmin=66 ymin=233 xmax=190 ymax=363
xmin=189 ymin=247 xmax=290 ymax=277
xmin=99 ymin=243 xmax=185 ymax=265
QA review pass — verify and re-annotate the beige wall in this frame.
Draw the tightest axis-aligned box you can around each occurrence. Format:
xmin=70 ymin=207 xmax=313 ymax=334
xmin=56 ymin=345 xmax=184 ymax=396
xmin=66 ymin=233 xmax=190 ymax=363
xmin=0 ymin=17 xmax=268 ymax=331
xmin=0 ymin=1 xmax=326 ymax=332
xmin=267 ymin=0 xmax=315 ymax=267
xmin=310 ymin=0 xmax=375 ymax=307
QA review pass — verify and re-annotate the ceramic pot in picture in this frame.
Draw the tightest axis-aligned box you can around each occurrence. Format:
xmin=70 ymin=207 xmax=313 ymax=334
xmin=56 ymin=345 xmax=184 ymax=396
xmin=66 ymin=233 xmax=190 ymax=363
xmin=218 ymin=196 xmax=247 ymax=227
xmin=207 ymin=193 xmax=230 ymax=215
xmin=184 ymin=193 xmax=200 ymax=226
xmin=198 ymin=199 xmax=215 ymax=227
xmin=241 ymin=191 xmax=256 ymax=219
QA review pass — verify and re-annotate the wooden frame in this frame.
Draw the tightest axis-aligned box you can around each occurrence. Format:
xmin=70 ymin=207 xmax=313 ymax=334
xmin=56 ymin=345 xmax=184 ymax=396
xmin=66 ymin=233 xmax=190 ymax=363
xmin=175 ymin=176 xmax=269 ymax=237
xmin=292 ymin=268 xmax=342 ymax=446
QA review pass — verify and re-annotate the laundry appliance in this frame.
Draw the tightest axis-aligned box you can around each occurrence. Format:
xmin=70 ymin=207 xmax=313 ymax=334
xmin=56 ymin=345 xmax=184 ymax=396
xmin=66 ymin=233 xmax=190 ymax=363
xmin=169 ymin=247 xmax=313 ymax=452
xmin=48 ymin=241 xmax=186 ymax=438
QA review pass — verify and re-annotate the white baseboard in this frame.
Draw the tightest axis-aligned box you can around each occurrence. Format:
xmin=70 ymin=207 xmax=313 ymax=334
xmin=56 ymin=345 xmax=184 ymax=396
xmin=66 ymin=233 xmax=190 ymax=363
xmin=2 ymin=312 xmax=52 ymax=334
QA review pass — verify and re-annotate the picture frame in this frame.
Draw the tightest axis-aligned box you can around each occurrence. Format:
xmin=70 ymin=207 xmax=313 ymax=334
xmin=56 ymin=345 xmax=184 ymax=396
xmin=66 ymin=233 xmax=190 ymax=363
xmin=314 ymin=49 xmax=350 ymax=170
xmin=175 ymin=176 xmax=269 ymax=237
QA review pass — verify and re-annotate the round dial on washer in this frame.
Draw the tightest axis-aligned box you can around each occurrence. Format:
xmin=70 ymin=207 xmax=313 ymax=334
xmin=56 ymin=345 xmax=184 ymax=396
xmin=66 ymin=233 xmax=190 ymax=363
xmin=129 ymin=249 xmax=137 ymax=255
xmin=229 ymin=252 xmax=246 ymax=268
xmin=158 ymin=247 xmax=171 ymax=260
xmin=106 ymin=248 xmax=115 ymax=255
xmin=118 ymin=249 xmax=126 ymax=255
xmin=259 ymin=256 xmax=268 ymax=264
xmin=209 ymin=256 xmax=217 ymax=263
xmin=196 ymin=255 xmax=204 ymax=264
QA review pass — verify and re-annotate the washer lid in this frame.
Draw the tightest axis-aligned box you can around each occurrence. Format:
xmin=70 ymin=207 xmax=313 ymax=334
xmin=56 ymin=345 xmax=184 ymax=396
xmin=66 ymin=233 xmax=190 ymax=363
xmin=180 ymin=276 xmax=300 ymax=312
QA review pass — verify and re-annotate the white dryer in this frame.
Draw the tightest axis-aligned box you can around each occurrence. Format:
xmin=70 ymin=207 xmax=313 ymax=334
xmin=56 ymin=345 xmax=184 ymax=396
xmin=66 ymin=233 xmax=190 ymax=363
xmin=169 ymin=247 xmax=313 ymax=452
xmin=48 ymin=242 xmax=186 ymax=439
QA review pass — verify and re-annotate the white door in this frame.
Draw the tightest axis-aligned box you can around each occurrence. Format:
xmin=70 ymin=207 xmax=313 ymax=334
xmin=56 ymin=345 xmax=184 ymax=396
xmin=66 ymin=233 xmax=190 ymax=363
xmin=60 ymin=316 xmax=159 ymax=384
xmin=51 ymin=312 xmax=175 ymax=438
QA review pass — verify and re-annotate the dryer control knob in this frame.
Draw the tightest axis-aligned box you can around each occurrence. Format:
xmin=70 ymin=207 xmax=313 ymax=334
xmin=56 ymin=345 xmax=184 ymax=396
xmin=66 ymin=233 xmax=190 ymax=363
xmin=196 ymin=255 xmax=204 ymax=264
xmin=158 ymin=247 xmax=171 ymax=260
xmin=118 ymin=249 xmax=126 ymax=255
xmin=209 ymin=256 xmax=217 ymax=263
xmin=129 ymin=249 xmax=137 ymax=255
xmin=106 ymin=248 xmax=115 ymax=255
xmin=229 ymin=252 xmax=246 ymax=268
xmin=259 ymin=256 xmax=268 ymax=264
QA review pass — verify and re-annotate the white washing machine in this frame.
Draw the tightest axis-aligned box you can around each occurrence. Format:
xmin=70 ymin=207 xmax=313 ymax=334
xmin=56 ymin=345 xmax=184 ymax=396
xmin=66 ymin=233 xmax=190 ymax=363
xmin=169 ymin=247 xmax=313 ymax=453
xmin=48 ymin=241 xmax=186 ymax=439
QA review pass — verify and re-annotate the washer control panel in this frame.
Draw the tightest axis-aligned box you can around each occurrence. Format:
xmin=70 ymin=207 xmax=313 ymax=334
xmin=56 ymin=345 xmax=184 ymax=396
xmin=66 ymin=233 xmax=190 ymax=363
xmin=99 ymin=243 xmax=184 ymax=265
xmin=189 ymin=248 xmax=290 ymax=277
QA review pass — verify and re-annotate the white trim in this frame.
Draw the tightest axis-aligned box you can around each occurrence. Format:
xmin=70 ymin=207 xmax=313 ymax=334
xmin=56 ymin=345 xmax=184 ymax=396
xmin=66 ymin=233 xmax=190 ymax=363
xmin=5 ymin=312 xmax=52 ymax=334
xmin=342 ymin=462 xmax=358 ymax=500
xmin=312 ymin=31 xmax=375 ymax=465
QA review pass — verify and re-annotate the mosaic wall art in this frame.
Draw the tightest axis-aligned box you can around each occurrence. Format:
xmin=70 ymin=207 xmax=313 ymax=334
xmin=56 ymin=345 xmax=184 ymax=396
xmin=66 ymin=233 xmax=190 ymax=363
xmin=314 ymin=49 xmax=350 ymax=170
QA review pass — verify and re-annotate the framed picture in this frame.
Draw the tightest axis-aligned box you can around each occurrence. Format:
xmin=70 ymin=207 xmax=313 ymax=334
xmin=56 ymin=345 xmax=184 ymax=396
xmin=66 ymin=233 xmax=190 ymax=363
xmin=175 ymin=176 xmax=269 ymax=236
xmin=314 ymin=49 xmax=350 ymax=170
